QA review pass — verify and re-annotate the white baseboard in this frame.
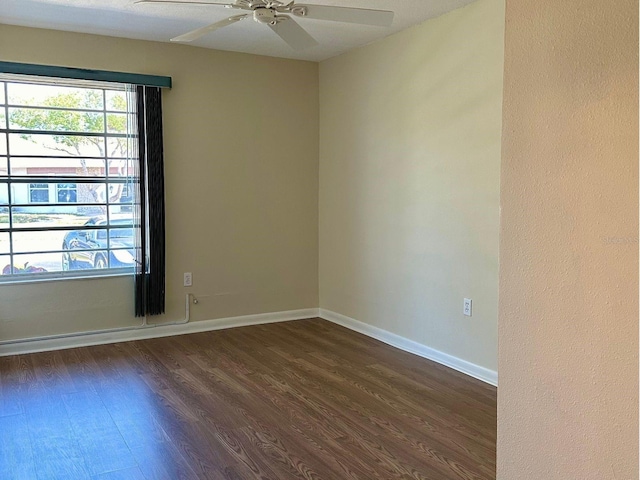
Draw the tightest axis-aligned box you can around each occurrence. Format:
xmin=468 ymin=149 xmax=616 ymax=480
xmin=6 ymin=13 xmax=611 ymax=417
xmin=0 ymin=308 xmax=320 ymax=357
xmin=319 ymin=309 xmax=498 ymax=387
xmin=1 ymin=307 xmax=497 ymax=387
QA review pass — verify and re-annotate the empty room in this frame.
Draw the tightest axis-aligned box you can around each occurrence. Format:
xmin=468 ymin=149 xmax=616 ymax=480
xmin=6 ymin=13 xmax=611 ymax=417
xmin=0 ymin=0 xmax=637 ymax=479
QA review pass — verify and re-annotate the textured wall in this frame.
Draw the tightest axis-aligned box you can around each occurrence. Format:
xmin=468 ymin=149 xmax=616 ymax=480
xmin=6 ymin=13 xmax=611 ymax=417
xmin=319 ymin=0 xmax=504 ymax=372
xmin=0 ymin=25 xmax=319 ymax=341
xmin=498 ymin=0 xmax=638 ymax=478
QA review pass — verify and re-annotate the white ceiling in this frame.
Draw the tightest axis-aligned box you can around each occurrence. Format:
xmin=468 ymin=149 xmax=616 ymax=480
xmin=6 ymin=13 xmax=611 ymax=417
xmin=0 ymin=0 xmax=477 ymax=62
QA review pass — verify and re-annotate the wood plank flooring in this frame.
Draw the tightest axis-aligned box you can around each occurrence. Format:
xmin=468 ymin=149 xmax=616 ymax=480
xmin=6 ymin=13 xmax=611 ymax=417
xmin=0 ymin=318 xmax=496 ymax=480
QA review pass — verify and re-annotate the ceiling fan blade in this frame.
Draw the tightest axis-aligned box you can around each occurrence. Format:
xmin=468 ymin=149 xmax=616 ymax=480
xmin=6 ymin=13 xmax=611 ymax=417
xmin=136 ymin=0 xmax=233 ymax=5
xmin=269 ymin=17 xmax=318 ymax=51
xmin=293 ymin=4 xmax=394 ymax=27
xmin=171 ymin=14 xmax=248 ymax=42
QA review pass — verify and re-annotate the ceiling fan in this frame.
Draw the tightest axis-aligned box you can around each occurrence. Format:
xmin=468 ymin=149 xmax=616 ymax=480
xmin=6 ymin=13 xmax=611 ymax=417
xmin=135 ymin=0 xmax=394 ymax=50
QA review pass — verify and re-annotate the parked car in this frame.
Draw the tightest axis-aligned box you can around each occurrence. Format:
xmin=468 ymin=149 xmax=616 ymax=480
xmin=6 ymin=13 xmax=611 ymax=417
xmin=62 ymin=216 xmax=136 ymax=271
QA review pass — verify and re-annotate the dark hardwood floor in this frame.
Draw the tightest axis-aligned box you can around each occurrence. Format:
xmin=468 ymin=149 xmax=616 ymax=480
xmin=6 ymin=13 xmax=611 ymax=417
xmin=0 ymin=318 xmax=496 ymax=480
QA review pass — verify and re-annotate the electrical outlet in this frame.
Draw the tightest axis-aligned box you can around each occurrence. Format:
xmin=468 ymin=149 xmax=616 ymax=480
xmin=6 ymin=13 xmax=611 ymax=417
xmin=463 ymin=298 xmax=472 ymax=317
xmin=183 ymin=272 xmax=192 ymax=287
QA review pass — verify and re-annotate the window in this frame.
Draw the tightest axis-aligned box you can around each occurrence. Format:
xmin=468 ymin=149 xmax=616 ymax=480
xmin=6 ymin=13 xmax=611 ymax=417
xmin=56 ymin=183 xmax=77 ymax=203
xmin=29 ymin=183 xmax=49 ymax=203
xmin=0 ymin=75 xmax=139 ymax=278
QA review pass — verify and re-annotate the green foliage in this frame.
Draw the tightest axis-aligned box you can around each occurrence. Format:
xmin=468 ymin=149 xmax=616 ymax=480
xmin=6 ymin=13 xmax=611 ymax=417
xmin=109 ymin=93 xmax=127 ymax=111
xmin=9 ymin=89 xmax=129 ymax=156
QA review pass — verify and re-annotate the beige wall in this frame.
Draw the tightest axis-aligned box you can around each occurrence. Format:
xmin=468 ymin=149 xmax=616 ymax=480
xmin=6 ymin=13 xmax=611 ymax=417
xmin=498 ymin=0 xmax=638 ymax=478
xmin=0 ymin=25 xmax=319 ymax=341
xmin=319 ymin=0 xmax=504 ymax=372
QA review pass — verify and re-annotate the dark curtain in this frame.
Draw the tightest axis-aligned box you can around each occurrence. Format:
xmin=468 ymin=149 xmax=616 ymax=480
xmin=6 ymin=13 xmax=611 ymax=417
xmin=135 ymin=86 xmax=166 ymax=317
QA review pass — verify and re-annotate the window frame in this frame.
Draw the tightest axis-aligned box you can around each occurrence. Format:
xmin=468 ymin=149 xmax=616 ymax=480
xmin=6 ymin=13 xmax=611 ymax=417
xmin=56 ymin=183 xmax=78 ymax=203
xmin=0 ymin=75 xmax=140 ymax=283
xmin=28 ymin=182 xmax=50 ymax=203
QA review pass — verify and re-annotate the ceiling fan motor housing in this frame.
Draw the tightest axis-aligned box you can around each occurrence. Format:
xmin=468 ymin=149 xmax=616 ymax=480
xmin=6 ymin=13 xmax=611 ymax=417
xmin=253 ymin=8 xmax=277 ymax=24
